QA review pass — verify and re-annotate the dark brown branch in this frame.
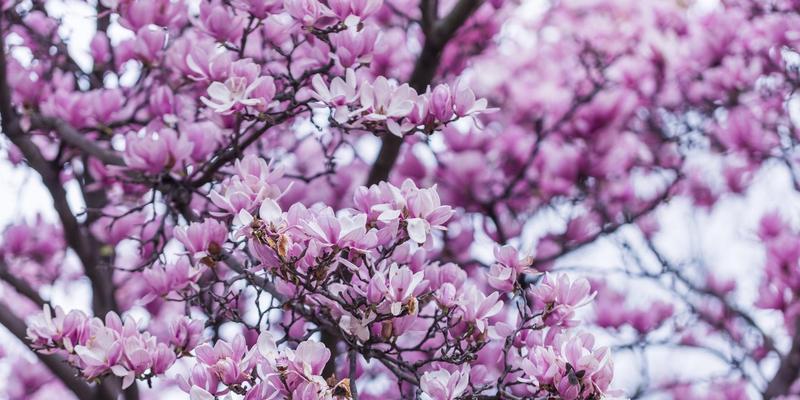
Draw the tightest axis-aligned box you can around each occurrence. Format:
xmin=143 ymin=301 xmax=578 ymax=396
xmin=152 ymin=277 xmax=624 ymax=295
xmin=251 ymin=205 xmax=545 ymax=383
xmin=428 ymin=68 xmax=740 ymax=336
xmin=1 ymin=13 xmax=117 ymax=330
xmin=365 ymin=0 xmax=485 ymax=186
xmin=2 ymin=18 xmax=136 ymax=400
xmin=0 ymin=261 xmax=47 ymax=308
xmin=349 ymin=349 xmax=359 ymax=400
xmin=2 ymin=129 xmax=117 ymax=314
xmin=432 ymin=0 xmax=485 ymax=47
xmin=0 ymin=16 xmax=104 ymax=400
xmin=30 ymin=114 xmax=125 ymax=166
xmin=764 ymin=319 xmax=800 ymax=398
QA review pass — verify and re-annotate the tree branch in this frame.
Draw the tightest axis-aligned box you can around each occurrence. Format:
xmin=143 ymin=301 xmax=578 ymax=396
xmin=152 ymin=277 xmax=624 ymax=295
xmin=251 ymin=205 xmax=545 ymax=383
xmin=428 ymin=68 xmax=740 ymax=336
xmin=0 ymin=260 xmax=47 ymax=308
xmin=764 ymin=318 xmax=800 ymax=398
xmin=30 ymin=114 xmax=125 ymax=166
xmin=2 ymin=17 xmax=133 ymax=400
xmin=0 ymin=13 xmax=117 ymax=328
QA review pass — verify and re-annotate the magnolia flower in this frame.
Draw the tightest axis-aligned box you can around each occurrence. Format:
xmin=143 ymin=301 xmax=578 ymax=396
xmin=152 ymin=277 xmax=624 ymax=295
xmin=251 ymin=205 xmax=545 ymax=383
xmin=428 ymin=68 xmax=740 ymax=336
xmin=339 ymin=311 xmax=376 ymax=343
xmin=284 ymin=0 xmax=326 ymax=27
xmin=141 ymin=258 xmax=204 ymax=300
xmin=301 ymin=210 xmax=377 ymax=250
xmin=488 ymin=245 xmax=536 ymax=291
xmin=256 ymin=331 xmax=280 ymax=364
xmin=198 ymin=1 xmax=245 ymax=43
xmin=402 ymin=180 xmax=454 ymax=244
xmin=201 ymin=75 xmax=275 ymax=114
xmin=27 ymin=305 xmax=86 ymax=351
xmin=185 ymin=47 xmax=233 ymax=82
xmin=180 ymin=365 xmax=222 ymax=398
xmin=194 ymin=336 xmax=257 ymax=385
xmin=311 ymin=69 xmax=360 ymax=123
xmin=168 ymin=316 xmax=205 ymax=352
xmin=210 ymin=176 xmax=280 ymax=220
xmin=529 ymin=273 xmax=595 ymax=327
xmin=290 ymin=341 xmax=330 ymax=378
xmin=420 ymin=365 xmax=471 ymax=400
xmin=385 ymin=264 xmax=426 ymax=316
xmin=360 ymin=76 xmax=418 ymax=136
xmin=330 ymin=26 xmax=377 ymax=67
xmin=174 ymin=219 xmax=229 ymax=258
xmin=453 ymin=80 xmax=491 ymax=117
xmin=74 ymin=324 xmax=122 ymax=379
xmin=124 ymin=129 xmax=194 ymax=174
xmin=328 ymin=0 xmax=382 ymax=26
xmin=520 ymin=331 xmax=614 ymax=400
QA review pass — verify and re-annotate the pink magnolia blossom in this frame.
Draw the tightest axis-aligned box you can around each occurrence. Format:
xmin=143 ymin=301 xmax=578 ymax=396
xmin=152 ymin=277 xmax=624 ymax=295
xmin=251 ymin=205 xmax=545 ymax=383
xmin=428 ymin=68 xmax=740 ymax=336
xmin=124 ymin=129 xmax=194 ymax=174
xmin=174 ymin=219 xmax=229 ymax=259
xmin=311 ymin=69 xmax=361 ymax=123
xmin=419 ymin=365 xmax=471 ymax=400
xmin=202 ymin=74 xmax=276 ymax=114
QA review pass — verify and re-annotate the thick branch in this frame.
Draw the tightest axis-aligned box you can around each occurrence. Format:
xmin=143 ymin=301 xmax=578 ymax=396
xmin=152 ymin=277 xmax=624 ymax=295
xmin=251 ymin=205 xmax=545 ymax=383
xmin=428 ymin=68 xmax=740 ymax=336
xmin=0 ymin=302 xmax=96 ymax=400
xmin=2 ymin=129 xmax=117 ymax=314
xmin=2 ymin=18 xmax=133 ymax=400
xmin=365 ymin=0 xmax=485 ymax=186
xmin=0 ymin=16 xmax=116 ymax=324
xmin=0 ymin=261 xmax=47 ymax=308
xmin=764 ymin=319 xmax=800 ymax=398
xmin=30 ymin=114 xmax=125 ymax=166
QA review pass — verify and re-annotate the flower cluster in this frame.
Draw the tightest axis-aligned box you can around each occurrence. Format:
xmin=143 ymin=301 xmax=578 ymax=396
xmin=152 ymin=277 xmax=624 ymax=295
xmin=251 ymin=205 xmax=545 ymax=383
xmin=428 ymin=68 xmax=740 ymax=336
xmin=155 ymin=172 xmax=610 ymax=399
xmin=518 ymin=331 xmax=614 ymax=400
xmin=210 ymin=154 xmax=289 ymax=219
xmin=311 ymin=70 xmax=490 ymax=136
xmin=27 ymin=305 xmax=191 ymax=388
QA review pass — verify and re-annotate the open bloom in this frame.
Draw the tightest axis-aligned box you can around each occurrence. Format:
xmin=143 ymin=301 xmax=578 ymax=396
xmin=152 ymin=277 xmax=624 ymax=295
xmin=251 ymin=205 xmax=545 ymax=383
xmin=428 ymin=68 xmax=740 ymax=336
xmin=27 ymin=305 xmax=86 ymax=351
xmin=529 ymin=274 xmax=595 ymax=327
xmin=194 ymin=335 xmax=257 ymax=385
xmin=141 ymin=258 xmax=204 ymax=301
xmin=124 ymin=129 xmax=194 ymax=174
xmin=339 ymin=311 xmax=376 ymax=343
xmin=31 ymin=309 xmax=179 ymax=390
xmin=382 ymin=264 xmax=427 ymax=316
xmin=301 ymin=209 xmax=377 ymax=251
xmin=420 ymin=365 xmax=471 ymax=400
xmin=402 ymin=180 xmax=454 ymax=244
xmin=458 ymin=287 xmax=504 ymax=334
xmin=453 ymin=80 xmax=491 ymax=117
xmin=328 ymin=0 xmax=382 ymax=26
xmin=311 ymin=69 xmax=360 ymax=123
xmin=360 ymin=76 xmax=418 ymax=136
xmin=174 ymin=219 xmax=229 ymax=259
xmin=488 ymin=245 xmax=536 ymax=291
xmin=202 ymin=75 xmax=275 ymax=114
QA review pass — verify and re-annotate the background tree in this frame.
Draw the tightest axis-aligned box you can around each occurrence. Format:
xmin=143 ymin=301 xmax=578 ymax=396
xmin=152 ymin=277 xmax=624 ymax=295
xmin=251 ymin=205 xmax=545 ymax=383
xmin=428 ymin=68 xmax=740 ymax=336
xmin=1 ymin=0 xmax=800 ymax=399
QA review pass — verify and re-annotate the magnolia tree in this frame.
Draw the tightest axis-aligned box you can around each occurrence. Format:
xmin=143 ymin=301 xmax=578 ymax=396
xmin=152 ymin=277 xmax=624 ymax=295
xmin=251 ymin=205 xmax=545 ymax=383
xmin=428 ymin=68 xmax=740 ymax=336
xmin=2 ymin=0 xmax=800 ymax=399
